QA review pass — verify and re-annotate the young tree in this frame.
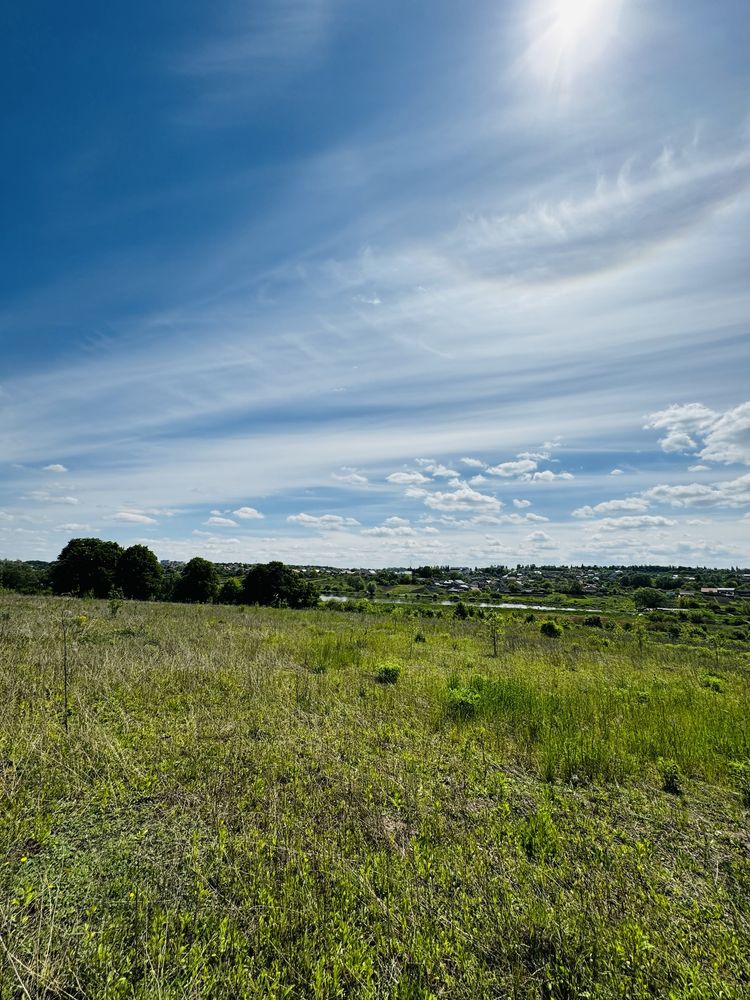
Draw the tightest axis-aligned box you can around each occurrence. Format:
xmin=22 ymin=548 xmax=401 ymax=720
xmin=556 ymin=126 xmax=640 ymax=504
xmin=241 ymin=561 xmax=318 ymax=608
xmin=115 ymin=544 xmax=163 ymax=600
xmin=633 ymin=587 xmax=664 ymax=610
xmin=174 ymin=557 xmax=220 ymax=603
xmin=218 ymin=577 xmax=242 ymax=605
xmin=50 ymin=538 xmax=124 ymax=598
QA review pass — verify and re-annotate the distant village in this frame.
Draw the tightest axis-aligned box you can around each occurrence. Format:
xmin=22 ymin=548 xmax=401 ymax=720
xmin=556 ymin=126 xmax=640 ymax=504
xmin=160 ymin=561 xmax=750 ymax=603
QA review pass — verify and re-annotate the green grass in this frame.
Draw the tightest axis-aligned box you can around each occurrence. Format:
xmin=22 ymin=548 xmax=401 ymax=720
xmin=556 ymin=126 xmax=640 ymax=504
xmin=0 ymin=595 xmax=748 ymax=998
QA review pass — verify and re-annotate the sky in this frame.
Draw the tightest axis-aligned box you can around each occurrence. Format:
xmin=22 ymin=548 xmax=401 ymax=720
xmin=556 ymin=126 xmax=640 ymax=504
xmin=1 ymin=0 xmax=750 ymax=568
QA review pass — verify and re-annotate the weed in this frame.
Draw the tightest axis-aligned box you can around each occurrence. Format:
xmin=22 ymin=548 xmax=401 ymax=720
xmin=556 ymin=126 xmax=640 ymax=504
xmin=374 ymin=662 xmax=401 ymax=684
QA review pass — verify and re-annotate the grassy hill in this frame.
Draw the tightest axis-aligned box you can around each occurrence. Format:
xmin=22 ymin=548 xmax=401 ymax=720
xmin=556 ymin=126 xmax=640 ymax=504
xmin=1 ymin=595 xmax=748 ymax=998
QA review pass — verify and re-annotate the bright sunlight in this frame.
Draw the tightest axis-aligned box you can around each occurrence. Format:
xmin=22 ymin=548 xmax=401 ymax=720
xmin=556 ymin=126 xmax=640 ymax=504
xmin=526 ymin=0 xmax=623 ymax=87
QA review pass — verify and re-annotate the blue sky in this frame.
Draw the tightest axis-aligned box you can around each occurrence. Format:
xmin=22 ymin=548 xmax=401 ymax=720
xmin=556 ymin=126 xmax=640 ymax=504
xmin=2 ymin=0 xmax=750 ymax=567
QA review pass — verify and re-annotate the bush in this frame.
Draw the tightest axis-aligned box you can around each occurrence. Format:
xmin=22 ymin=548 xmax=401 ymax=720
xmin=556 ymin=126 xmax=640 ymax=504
xmin=659 ymin=758 xmax=683 ymax=795
xmin=446 ymin=685 xmax=480 ymax=720
xmin=540 ymin=620 xmax=562 ymax=639
xmin=701 ymin=674 xmax=724 ymax=693
xmin=583 ymin=615 xmax=603 ymax=628
xmin=374 ymin=663 xmax=401 ymax=685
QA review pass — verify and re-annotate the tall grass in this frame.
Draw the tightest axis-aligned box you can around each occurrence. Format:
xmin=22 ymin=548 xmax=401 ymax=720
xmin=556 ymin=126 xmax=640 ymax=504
xmin=0 ymin=594 xmax=748 ymax=998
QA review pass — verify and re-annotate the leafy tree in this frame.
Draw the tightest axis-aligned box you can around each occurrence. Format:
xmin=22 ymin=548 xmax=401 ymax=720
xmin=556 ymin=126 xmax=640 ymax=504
xmin=115 ymin=544 xmax=162 ymax=600
xmin=218 ymin=577 xmax=242 ymax=605
xmin=0 ymin=560 xmax=47 ymax=594
xmin=174 ymin=557 xmax=220 ymax=604
xmin=50 ymin=538 xmax=124 ymax=598
xmin=633 ymin=587 xmax=664 ymax=610
xmin=241 ymin=561 xmax=318 ymax=608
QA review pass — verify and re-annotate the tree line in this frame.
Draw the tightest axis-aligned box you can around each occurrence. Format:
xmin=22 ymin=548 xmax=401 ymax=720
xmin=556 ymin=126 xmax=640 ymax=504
xmin=2 ymin=538 xmax=318 ymax=608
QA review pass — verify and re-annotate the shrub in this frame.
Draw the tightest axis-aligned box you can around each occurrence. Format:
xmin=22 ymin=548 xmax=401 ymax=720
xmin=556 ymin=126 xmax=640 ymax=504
xmin=583 ymin=615 xmax=603 ymax=628
xmin=374 ymin=663 xmax=401 ymax=685
xmin=701 ymin=674 xmax=724 ymax=693
xmin=446 ymin=685 xmax=480 ymax=720
xmin=659 ymin=758 xmax=683 ymax=795
xmin=540 ymin=620 xmax=562 ymax=639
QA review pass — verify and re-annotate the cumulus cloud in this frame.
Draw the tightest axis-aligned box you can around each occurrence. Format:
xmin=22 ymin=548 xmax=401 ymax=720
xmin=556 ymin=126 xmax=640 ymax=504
xmin=646 ymin=401 xmax=750 ymax=465
xmin=513 ymin=498 xmax=531 ymax=508
xmin=643 ymin=473 xmax=750 ymax=508
xmin=688 ymin=464 xmax=711 ymax=472
xmin=287 ymin=513 xmax=360 ymax=530
xmin=113 ymin=511 xmax=158 ymax=525
xmin=610 ymin=468 xmax=625 ymax=476
xmin=525 ymin=470 xmax=574 ymax=482
xmin=524 ymin=530 xmax=555 ymax=548
xmin=699 ymin=402 xmax=750 ymax=465
xmin=205 ymin=515 xmax=238 ymax=527
xmin=387 ymin=471 xmax=429 ymax=485
xmin=55 ymin=522 xmax=92 ymax=531
xmin=486 ymin=458 xmax=538 ymax=477
xmin=233 ymin=506 xmax=264 ymax=519
xmin=423 ymin=485 xmax=502 ymax=512
xmin=573 ymin=497 xmax=650 ymax=517
xmin=361 ymin=524 xmax=417 ymax=536
xmin=0 ymin=511 xmax=14 ymax=521
xmin=418 ymin=461 xmax=459 ymax=478
xmin=43 ymin=464 xmax=68 ymax=473
xmin=460 ymin=457 xmax=485 ymax=468
xmin=594 ymin=515 xmax=676 ymax=531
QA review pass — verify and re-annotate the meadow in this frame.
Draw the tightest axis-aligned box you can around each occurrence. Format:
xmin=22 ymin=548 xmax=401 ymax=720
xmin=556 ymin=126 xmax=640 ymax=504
xmin=0 ymin=594 xmax=748 ymax=998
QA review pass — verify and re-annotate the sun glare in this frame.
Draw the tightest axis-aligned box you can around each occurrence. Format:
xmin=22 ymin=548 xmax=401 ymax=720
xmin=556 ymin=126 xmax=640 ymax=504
xmin=527 ymin=0 xmax=623 ymax=88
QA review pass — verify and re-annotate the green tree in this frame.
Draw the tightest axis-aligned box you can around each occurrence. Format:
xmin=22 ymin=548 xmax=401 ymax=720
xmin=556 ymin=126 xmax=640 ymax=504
xmin=50 ymin=538 xmax=124 ymax=598
xmin=633 ymin=587 xmax=663 ymax=610
xmin=174 ymin=557 xmax=219 ymax=604
xmin=115 ymin=544 xmax=162 ymax=601
xmin=241 ymin=561 xmax=318 ymax=608
xmin=0 ymin=560 xmax=47 ymax=594
xmin=218 ymin=577 xmax=242 ymax=605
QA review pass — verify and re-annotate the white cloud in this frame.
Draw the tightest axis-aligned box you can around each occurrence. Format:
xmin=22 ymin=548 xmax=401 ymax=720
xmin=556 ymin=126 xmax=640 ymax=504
xmin=205 ymin=515 xmax=238 ymax=527
xmin=525 ymin=470 xmax=574 ymax=482
xmin=55 ymin=523 xmax=92 ymax=531
xmin=645 ymin=402 xmax=750 ymax=466
xmin=469 ymin=474 xmax=488 ymax=485
xmin=287 ymin=512 xmax=360 ymax=530
xmin=486 ymin=458 xmax=538 ymax=477
xmin=387 ymin=471 xmax=429 ymax=485
xmin=687 ymin=464 xmax=710 ymax=472
xmin=0 ymin=511 xmax=14 ymax=521
xmin=420 ymin=462 xmax=459 ymax=478
xmin=699 ymin=402 xmax=750 ymax=465
xmin=332 ymin=467 xmax=368 ymax=485
xmin=43 ymin=464 xmax=68 ymax=473
xmin=361 ymin=524 xmax=416 ymax=536
xmin=573 ymin=497 xmax=650 ymax=517
xmin=423 ymin=485 xmax=502 ymax=512
xmin=594 ymin=515 xmax=676 ymax=531
xmin=525 ymin=530 xmax=555 ymax=547
xmin=643 ymin=473 xmax=750 ymax=508
xmin=460 ymin=457 xmax=485 ymax=468
xmin=513 ymin=498 xmax=531 ymax=508
xmin=113 ymin=511 xmax=158 ymax=525
xmin=233 ymin=506 xmax=264 ymax=519
xmin=384 ymin=516 xmax=410 ymax=526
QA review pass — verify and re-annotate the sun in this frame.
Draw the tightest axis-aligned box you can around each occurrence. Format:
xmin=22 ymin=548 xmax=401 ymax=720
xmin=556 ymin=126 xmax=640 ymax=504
xmin=527 ymin=0 xmax=623 ymax=88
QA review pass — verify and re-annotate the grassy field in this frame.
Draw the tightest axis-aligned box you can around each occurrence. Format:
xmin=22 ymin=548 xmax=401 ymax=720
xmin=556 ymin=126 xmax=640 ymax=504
xmin=1 ymin=595 xmax=749 ymax=998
